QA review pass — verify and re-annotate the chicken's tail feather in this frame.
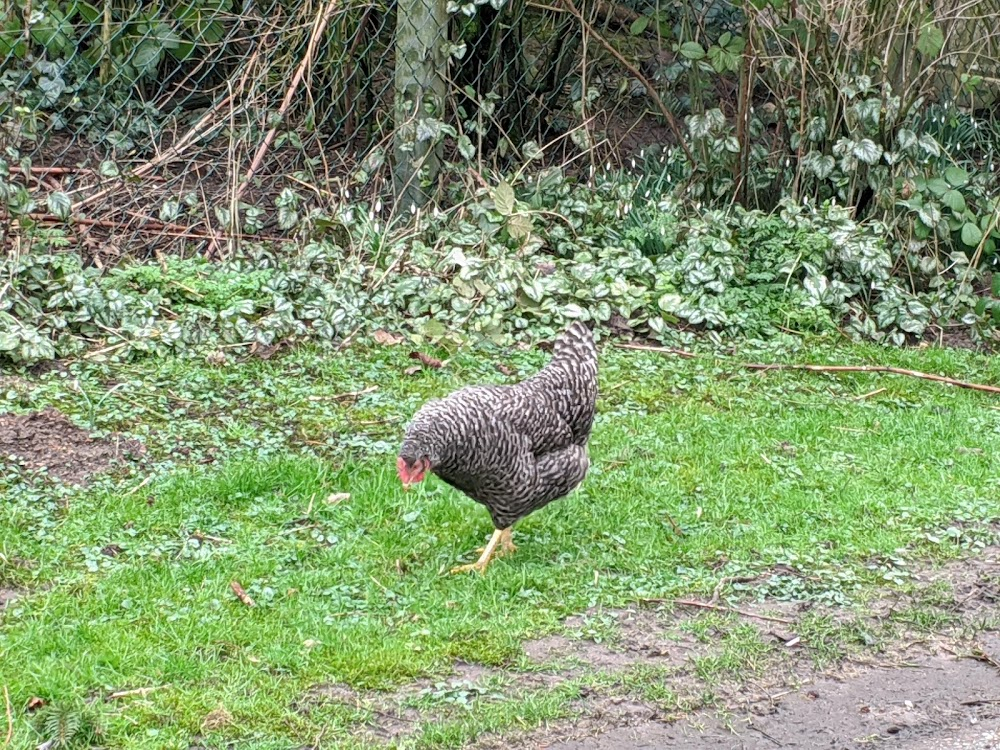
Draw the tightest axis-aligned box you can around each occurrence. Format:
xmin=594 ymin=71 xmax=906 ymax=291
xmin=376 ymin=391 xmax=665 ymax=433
xmin=552 ymin=320 xmax=597 ymax=364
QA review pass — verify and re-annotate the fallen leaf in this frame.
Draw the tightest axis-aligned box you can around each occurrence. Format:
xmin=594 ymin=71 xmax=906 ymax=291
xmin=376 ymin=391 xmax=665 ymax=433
xmin=496 ymin=363 xmax=517 ymax=377
xmin=374 ymin=329 xmax=404 ymax=346
xmin=204 ymin=350 xmax=227 ymax=366
xmin=326 ymin=492 xmax=350 ymax=504
xmin=404 ymin=365 xmax=422 ymax=376
xmin=27 ymin=696 xmax=46 ymax=711
xmin=408 ymin=351 xmax=443 ymax=368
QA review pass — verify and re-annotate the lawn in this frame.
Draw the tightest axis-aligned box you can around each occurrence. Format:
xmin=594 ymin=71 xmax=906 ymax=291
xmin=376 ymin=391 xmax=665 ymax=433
xmin=1 ymin=336 xmax=999 ymax=749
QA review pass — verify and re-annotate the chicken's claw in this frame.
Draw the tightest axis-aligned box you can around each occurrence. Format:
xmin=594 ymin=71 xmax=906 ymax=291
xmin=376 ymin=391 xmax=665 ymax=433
xmin=450 ymin=560 xmax=489 ymax=575
xmin=450 ymin=527 xmax=515 ymax=575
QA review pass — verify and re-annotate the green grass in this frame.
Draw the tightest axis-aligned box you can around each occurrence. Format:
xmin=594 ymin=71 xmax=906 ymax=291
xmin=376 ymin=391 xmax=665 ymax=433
xmin=2 ymin=337 xmax=1000 ymax=748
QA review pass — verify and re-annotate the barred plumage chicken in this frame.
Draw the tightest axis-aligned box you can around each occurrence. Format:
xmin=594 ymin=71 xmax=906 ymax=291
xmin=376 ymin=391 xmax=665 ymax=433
xmin=397 ymin=322 xmax=598 ymax=574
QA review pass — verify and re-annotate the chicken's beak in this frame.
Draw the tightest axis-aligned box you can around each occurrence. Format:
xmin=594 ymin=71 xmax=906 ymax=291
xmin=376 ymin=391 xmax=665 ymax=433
xmin=397 ymin=456 xmax=416 ymax=490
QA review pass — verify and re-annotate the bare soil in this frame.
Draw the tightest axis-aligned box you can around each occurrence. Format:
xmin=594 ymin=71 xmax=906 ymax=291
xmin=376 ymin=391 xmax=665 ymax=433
xmin=0 ymin=407 xmax=145 ymax=485
xmin=304 ymin=548 xmax=1000 ymax=749
xmin=548 ymin=656 xmax=1000 ymax=749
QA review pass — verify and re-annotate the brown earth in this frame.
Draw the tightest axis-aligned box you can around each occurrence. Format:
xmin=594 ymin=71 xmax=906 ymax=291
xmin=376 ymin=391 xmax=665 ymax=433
xmin=300 ymin=549 xmax=1000 ymax=749
xmin=0 ymin=407 xmax=145 ymax=485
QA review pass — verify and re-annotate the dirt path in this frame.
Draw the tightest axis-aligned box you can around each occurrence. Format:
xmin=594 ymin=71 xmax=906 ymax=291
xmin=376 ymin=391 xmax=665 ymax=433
xmin=464 ymin=549 xmax=1000 ymax=750
xmin=545 ymin=655 xmax=1000 ymax=749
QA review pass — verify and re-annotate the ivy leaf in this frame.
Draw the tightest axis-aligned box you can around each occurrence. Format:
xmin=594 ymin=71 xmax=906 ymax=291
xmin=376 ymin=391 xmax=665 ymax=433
xmin=99 ymin=160 xmax=120 ymax=177
xmin=852 ymin=139 xmax=883 ymax=165
xmin=657 ymin=293 xmax=682 ymax=312
xmin=457 ymin=135 xmax=475 ymax=160
xmin=47 ymin=191 xmax=71 ymax=220
xmin=492 ymin=180 xmax=516 ymax=216
xmin=802 ymin=151 xmax=835 ymax=179
xmin=942 ymin=189 xmax=966 ymax=213
xmin=917 ymin=203 xmax=941 ymax=228
xmin=944 ymin=166 xmax=969 ymax=187
xmin=131 ymin=40 xmax=163 ymax=75
xmin=522 ymin=141 xmax=543 ymax=161
xmin=896 ymin=128 xmax=917 ymax=150
xmin=507 ymin=213 xmax=532 ymax=240
xmin=629 ymin=15 xmax=649 ymax=35
xmin=159 ymin=198 xmax=181 ymax=222
xmin=917 ymin=134 xmax=941 ymax=157
xmin=687 ymin=114 xmax=712 ymax=138
xmin=916 ymin=22 xmax=944 ymax=57
xmin=961 ymin=222 xmax=983 ymax=247
xmin=0 ymin=331 xmax=18 ymax=351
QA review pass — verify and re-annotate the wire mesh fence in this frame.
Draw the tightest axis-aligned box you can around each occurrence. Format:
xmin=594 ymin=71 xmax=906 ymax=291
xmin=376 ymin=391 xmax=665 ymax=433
xmin=0 ymin=0 xmax=671 ymax=261
xmin=2 ymin=0 xmax=998 ymax=261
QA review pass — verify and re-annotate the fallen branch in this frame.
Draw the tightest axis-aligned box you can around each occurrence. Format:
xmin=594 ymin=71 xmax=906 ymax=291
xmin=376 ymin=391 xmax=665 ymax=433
xmin=743 ymin=363 xmax=1000 ymax=396
xmin=644 ymin=598 xmax=794 ymax=625
xmin=960 ymin=698 xmax=1000 ymax=706
xmin=70 ymin=92 xmax=238 ymax=210
xmin=235 ymin=0 xmax=340 ymax=202
xmin=615 ymin=342 xmax=697 ymax=359
xmin=528 ymin=0 xmax=641 ymax=30
xmin=853 ymin=387 xmax=886 ymax=401
xmin=229 ymin=580 xmax=256 ymax=608
xmin=9 ymin=166 xmax=97 ymax=176
xmin=13 ymin=213 xmax=223 ymax=242
xmin=709 ymin=574 xmax=759 ymax=606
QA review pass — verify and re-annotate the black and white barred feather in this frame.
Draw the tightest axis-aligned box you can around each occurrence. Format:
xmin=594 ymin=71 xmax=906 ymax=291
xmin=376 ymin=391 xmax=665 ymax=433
xmin=399 ymin=322 xmax=598 ymax=529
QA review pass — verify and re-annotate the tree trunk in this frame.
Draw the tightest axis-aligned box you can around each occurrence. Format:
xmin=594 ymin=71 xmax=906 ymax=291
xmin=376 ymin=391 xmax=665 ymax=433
xmin=392 ymin=0 xmax=448 ymax=209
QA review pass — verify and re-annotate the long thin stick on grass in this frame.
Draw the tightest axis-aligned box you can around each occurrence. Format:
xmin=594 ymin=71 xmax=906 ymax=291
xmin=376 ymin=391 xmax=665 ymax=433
xmin=614 ymin=342 xmax=698 ymax=359
xmin=618 ymin=343 xmax=1000 ymax=395
xmin=235 ymin=0 xmax=340 ymax=203
xmin=743 ymin=363 xmax=1000 ymax=396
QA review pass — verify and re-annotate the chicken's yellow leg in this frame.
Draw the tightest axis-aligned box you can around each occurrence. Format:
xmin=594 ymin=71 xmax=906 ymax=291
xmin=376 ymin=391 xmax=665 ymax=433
xmin=451 ymin=527 xmax=513 ymax=575
xmin=499 ymin=527 xmax=517 ymax=555
xmin=472 ymin=527 xmax=517 ymax=557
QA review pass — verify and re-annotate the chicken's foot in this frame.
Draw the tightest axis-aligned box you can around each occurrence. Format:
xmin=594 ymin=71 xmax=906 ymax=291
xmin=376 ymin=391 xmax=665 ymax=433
xmin=473 ymin=528 xmax=516 ymax=557
xmin=451 ymin=527 xmax=515 ymax=575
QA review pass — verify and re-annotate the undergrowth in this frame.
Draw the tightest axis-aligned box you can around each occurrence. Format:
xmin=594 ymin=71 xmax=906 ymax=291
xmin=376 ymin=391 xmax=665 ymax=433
xmin=3 ymin=175 xmax=999 ymax=367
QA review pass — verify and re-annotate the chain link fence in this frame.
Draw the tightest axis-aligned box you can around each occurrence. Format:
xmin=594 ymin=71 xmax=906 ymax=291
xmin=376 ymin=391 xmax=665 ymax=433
xmin=3 ymin=0 xmax=997 ymax=261
xmin=0 ymin=0 xmax=671 ymax=260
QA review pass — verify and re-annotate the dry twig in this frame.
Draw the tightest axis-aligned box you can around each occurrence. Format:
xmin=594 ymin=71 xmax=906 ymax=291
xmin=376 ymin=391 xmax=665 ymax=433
xmin=615 ymin=342 xmax=698 ymax=359
xmin=229 ymin=580 xmax=256 ymax=608
xmin=744 ymin=363 xmax=1000 ymax=395
xmin=307 ymin=385 xmax=379 ymax=402
xmin=558 ymin=0 xmax=696 ymax=165
xmin=236 ymin=0 xmax=340 ymax=202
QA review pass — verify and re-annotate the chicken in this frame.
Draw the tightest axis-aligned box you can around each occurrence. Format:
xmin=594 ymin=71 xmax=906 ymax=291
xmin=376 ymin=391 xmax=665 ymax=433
xmin=396 ymin=322 xmax=598 ymax=574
